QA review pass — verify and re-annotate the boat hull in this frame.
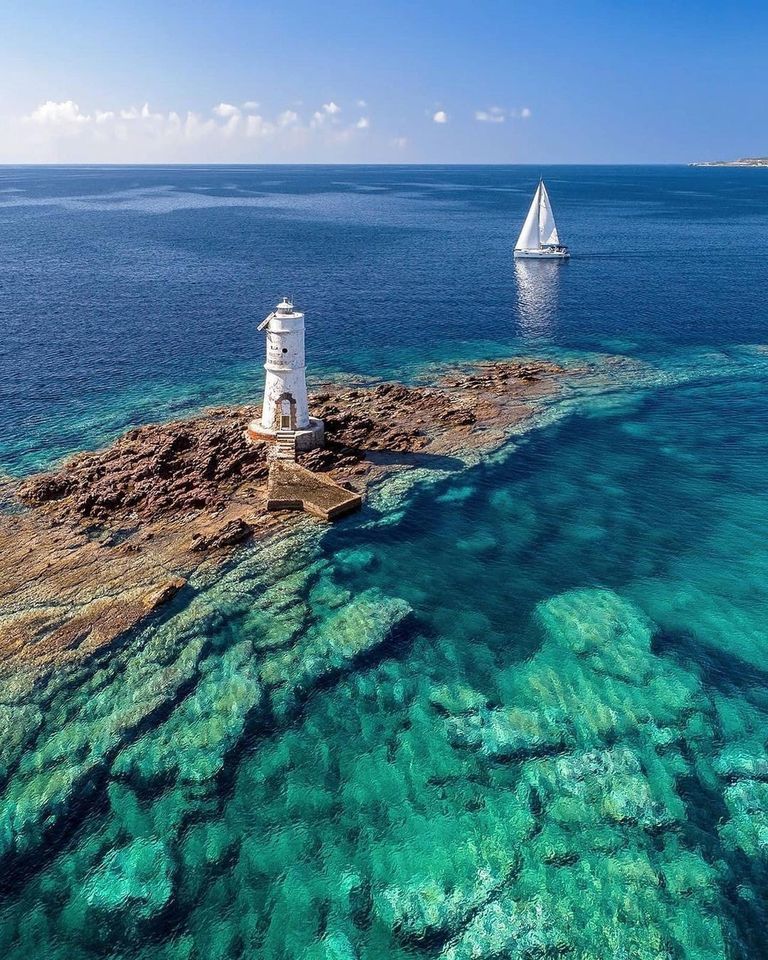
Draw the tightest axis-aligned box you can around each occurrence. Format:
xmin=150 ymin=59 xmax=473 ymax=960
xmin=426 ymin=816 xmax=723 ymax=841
xmin=514 ymin=248 xmax=570 ymax=260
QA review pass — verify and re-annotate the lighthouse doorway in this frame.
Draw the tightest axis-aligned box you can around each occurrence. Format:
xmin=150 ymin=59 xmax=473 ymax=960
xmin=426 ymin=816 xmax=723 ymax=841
xmin=275 ymin=392 xmax=297 ymax=431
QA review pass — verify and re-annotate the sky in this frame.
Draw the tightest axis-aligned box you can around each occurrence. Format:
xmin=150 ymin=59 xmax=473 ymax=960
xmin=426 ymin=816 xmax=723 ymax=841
xmin=0 ymin=0 xmax=766 ymax=164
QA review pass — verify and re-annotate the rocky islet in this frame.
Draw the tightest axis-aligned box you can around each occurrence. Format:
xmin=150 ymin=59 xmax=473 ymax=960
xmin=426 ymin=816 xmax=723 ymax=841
xmin=0 ymin=357 xmax=567 ymax=676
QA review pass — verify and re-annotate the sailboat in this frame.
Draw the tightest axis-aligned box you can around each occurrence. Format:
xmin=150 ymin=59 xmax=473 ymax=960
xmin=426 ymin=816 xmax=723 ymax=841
xmin=514 ymin=180 xmax=570 ymax=259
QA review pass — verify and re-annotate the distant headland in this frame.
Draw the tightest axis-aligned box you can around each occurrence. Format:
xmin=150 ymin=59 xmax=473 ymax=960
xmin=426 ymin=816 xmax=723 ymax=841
xmin=690 ymin=157 xmax=768 ymax=167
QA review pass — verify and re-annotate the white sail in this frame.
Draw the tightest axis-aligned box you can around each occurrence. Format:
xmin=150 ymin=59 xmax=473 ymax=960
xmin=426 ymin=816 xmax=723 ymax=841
xmin=515 ymin=183 xmax=542 ymax=251
xmin=538 ymin=182 xmax=560 ymax=246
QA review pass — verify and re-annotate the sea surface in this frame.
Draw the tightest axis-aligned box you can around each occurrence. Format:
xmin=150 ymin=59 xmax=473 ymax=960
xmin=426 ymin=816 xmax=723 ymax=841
xmin=1 ymin=166 xmax=768 ymax=959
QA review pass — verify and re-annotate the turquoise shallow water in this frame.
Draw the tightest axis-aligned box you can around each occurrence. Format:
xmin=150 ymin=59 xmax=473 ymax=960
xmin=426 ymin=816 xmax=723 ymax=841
xmin=1 ymin=167 xmax=768 ymax=958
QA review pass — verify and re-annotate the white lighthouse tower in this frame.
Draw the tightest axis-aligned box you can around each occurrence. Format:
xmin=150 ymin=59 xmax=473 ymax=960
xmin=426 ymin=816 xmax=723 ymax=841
xmin=246 ymin=297 xmax=324 ymax=452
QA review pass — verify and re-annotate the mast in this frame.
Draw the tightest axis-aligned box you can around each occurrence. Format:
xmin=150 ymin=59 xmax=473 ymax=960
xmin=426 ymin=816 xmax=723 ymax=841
xmin=536 ymin=179 xmax=541 ymax=249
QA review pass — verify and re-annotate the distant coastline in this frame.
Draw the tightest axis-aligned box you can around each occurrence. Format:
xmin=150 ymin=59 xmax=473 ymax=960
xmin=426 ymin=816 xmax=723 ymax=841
xmin=690 ymin=157 xmax=768 ymax=167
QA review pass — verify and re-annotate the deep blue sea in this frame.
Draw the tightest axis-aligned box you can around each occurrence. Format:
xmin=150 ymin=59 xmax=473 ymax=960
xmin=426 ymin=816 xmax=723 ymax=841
xmin=2 ymin=166 xmax=768 ymax=960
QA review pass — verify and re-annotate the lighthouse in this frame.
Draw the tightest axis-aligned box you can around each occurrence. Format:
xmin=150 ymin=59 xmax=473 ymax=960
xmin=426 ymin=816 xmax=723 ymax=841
xmin=246 ymin=297 xmax=324 ymax=452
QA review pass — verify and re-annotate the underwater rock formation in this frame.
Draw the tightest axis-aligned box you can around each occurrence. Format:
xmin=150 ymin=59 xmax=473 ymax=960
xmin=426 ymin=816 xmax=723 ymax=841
xmin=0 ymin=532 xmax=414 ymax=903
xmin=83 ymin=838 xmax=174 ymax=923
xmin=0 ymin=549 xmax=763 ymax=959
xmin=261 ymin=589 xmax=413 ymax=720
xmin=410 ymin=588 xmax=733 ymax=960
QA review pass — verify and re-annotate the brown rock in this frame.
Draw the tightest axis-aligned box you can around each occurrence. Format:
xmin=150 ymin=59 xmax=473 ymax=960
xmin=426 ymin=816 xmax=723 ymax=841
xmin=144 ymin=576 xmax=187 ymax=608
xmin=190 ymin=517 xmax=253 ymax=552
xmin=1 ymin=356 xmax=574 ymax=677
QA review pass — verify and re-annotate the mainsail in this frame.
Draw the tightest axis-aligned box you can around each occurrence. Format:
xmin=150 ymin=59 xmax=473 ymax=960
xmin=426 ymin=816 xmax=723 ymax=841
xmin=515 ymin=183 xmax=542 ymax=251
xmin=515 ymin=180 xmax=561 ymax=250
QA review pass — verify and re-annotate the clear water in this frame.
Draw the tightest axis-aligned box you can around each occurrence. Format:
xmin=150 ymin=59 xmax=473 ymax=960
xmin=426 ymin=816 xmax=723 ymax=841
xmin=1 ymin=167 xmax=768 ymax=959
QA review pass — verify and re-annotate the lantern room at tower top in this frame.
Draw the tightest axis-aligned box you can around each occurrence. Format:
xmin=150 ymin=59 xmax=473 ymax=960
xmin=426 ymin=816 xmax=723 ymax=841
xmin=245 ymin=297 xmax=325 ymax=453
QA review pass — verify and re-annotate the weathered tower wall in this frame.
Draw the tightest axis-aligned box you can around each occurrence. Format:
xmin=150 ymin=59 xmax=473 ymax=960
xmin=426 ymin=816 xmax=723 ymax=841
xmin=246 ymin=298 xmax=324 ymax=452
xmin=261 ymin=306 xmax=310 ymax=430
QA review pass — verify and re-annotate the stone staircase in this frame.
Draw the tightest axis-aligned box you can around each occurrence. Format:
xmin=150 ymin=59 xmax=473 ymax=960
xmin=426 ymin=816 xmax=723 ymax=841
xmin=273 ymin=429 xmax=297 ymax=461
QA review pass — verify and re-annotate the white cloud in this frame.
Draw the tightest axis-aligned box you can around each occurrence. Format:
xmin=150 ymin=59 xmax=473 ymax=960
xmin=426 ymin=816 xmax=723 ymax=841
xmin=432 ymin=110 xmax=448 ymax=124
xmin=28 ymin=100 xmax=90 ymax=125
xmin=12 ymin=98 xmax=371 ymax=162
xmin=476 ymin=106 xmax=506 ymax=123
xmin=245 ymin=114 xmax=273 ymax=138
xmin=213 ymin=102 xmax=240 ymax=118
xmin=311 ymin=101 xmax=342 ymax=128
xmin=183 ymin=111 xmax=217 ymax=142
xmin=356 ymin=99 xmax=367 ymax=108
xmin=476 ymin=105 xmax=532 ymax=122
xmin=242 ymin=100 xmax=260 ymax=111
xmin=221 ymin=116 xmax=241 ymax=137
xmin=392 ymin=136 xmax=408 ymax=149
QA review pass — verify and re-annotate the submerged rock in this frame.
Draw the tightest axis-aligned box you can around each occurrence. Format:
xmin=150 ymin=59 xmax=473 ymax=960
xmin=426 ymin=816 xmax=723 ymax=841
xmin=714 ymin=745 xmax=768 ymax=782
xmin=333 ymin=547 xmax=379 ymax=574
xmin=112 ymin=641 xmax=264 ymax=787
xmin=445 ymin=704 xmax=569 ymax=759
xmin=0 ymin=633 xmax=206 ymax=865
xmin=262 ymin=589 xmax=413 ymax=717
xmin=535 ymin=586 xmax=655 ymax=680
xmin=440 ymin=894 xmax=572 ymax=960
xmin=0 ymin=488 xmax=756 ymax=960
xmin=0 ymin=703 xmax=43 ymax=783
xmin=720 ymin=779 xmax=768 ymax=860
xmin=372 ymin=800 xmax=528 ymax=944
xmin=428 ymin=683 xmax=487 ymax=716
xmin=83 ymin=838 xmax=174 ymax=923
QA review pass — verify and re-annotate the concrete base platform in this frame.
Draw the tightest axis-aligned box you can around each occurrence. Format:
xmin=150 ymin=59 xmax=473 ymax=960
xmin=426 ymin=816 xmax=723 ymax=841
xmin=246 ymin=417 xmax=324 ymax=452
xmin=267 ymin=460 xmax=362 ymax=521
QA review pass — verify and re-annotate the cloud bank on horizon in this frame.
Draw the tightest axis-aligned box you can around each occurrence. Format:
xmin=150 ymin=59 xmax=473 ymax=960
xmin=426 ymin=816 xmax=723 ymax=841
xmin=3 ymin=97 xmax=531 ymax=163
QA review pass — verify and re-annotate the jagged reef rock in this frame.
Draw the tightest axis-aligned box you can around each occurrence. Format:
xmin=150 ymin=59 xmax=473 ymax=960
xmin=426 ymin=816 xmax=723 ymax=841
xmin=18 ymin=409 xmax=269 ymax=523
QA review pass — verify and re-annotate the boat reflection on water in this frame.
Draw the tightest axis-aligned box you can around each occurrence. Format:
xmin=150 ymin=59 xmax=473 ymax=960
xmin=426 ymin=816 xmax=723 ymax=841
xmin=514 ymin=259 xmax=563 ymax=337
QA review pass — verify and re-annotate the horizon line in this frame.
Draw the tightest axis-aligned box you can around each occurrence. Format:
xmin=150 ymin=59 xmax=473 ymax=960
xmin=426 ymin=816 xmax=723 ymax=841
xmin=0 ymin=161 xmax=712 ymax=168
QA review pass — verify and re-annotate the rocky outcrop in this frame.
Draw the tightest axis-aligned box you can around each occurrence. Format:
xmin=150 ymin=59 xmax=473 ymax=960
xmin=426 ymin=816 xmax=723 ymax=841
xmin=16 ymin=359 xmax=564 ymax=531
xmin=18 ymin=408 xmax=270 ymax=523
xmin=1 ymin=357 xmax=569 ymax=676
xmin=691 ymin=157 xmax=768 ymax=167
